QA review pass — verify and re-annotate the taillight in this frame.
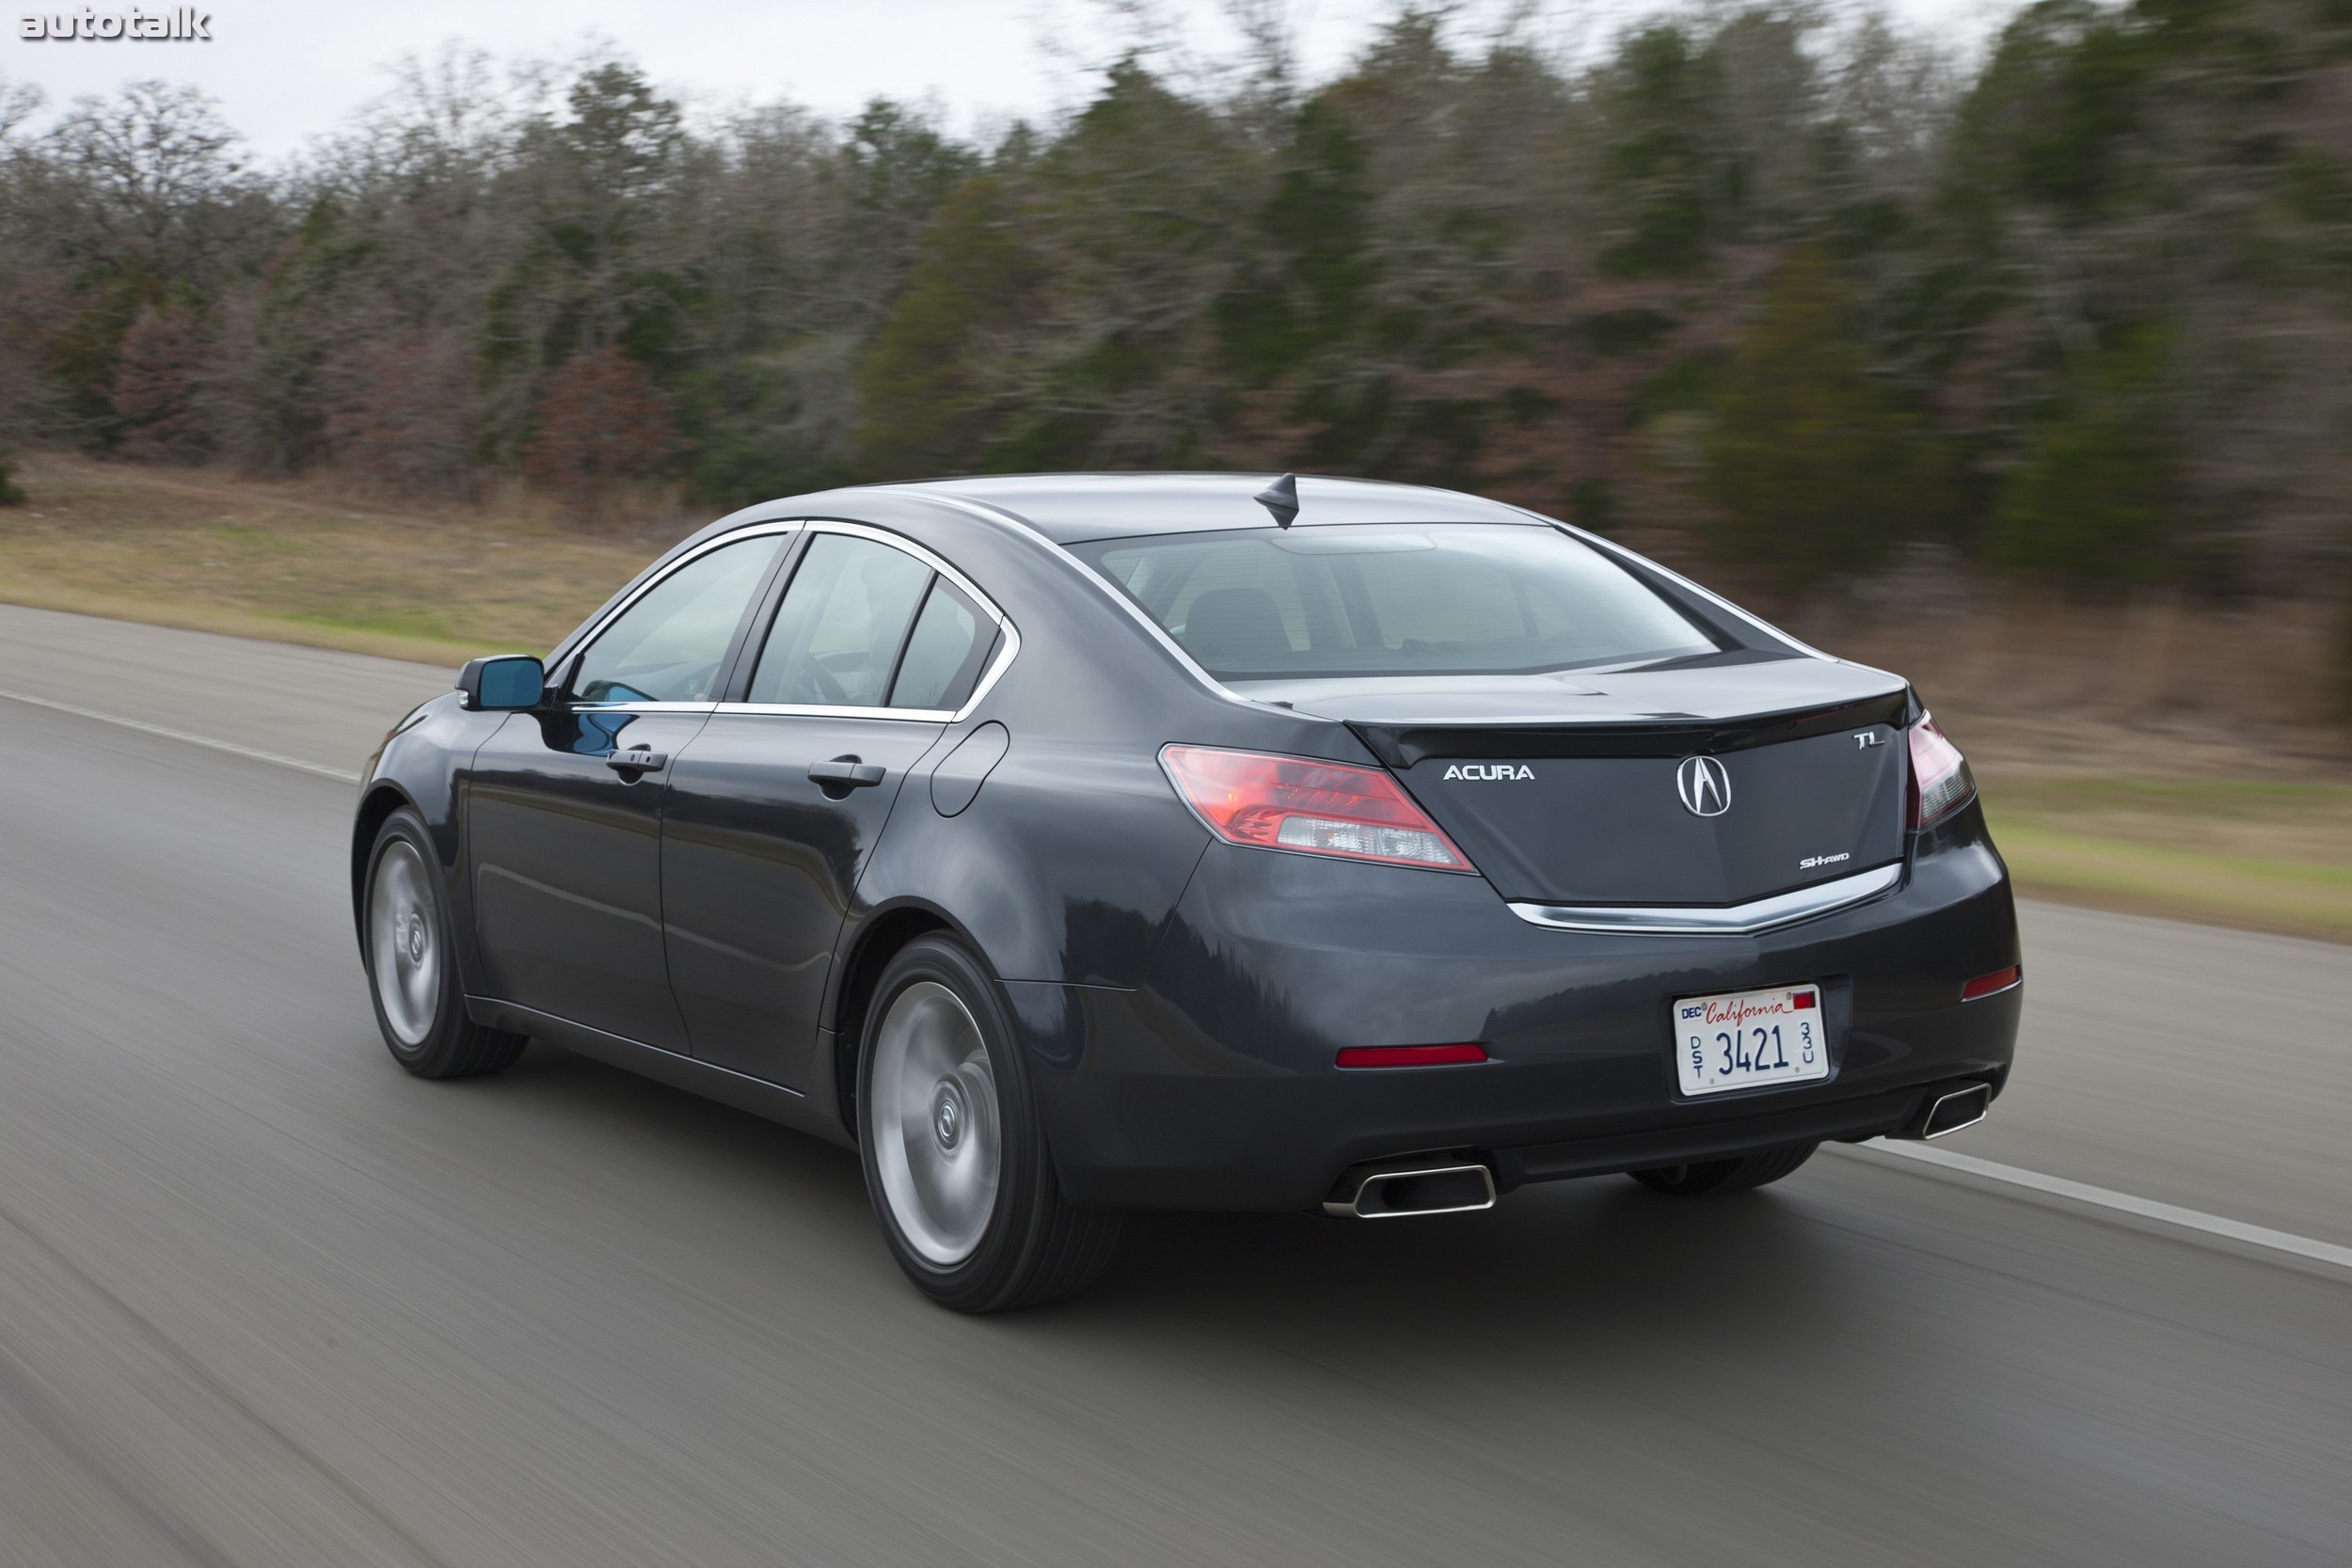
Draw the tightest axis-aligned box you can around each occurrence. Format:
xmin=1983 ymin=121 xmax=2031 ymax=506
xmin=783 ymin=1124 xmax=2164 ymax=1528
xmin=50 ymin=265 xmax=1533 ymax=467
xmin=1160 ymin=745 xmax=1470 ymax=870
xmin=1906 ymin=712 xmax=1975 ymax=829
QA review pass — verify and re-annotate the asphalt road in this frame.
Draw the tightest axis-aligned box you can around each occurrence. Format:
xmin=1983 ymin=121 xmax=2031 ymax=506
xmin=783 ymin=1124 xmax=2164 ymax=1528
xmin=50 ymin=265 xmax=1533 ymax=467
xmin=1 ymin=604 xmax=2347 ymax=1567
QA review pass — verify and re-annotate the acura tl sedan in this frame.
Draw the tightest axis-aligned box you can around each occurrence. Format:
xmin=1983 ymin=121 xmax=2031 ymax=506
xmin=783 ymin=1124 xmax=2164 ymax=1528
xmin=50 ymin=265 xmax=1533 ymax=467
xmin=355 ymin=473 xmax=2021 ymax=1311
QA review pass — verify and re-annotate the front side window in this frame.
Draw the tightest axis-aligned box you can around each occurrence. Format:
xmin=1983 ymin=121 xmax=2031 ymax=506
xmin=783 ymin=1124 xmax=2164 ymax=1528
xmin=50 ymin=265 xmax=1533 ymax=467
xmin=571 ymin=534 xmax=787 ymax=704
xmin=1071 ymin=524 xmax=1719 ymax=680
xmin=748 ymin=533 xmax=934 ymax=706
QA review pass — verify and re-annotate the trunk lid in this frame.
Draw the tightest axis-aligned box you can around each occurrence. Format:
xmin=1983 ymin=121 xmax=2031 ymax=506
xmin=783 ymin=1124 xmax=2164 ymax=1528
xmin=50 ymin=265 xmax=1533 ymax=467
xmin=1249 ymin=659 xmax=1911 ymax=906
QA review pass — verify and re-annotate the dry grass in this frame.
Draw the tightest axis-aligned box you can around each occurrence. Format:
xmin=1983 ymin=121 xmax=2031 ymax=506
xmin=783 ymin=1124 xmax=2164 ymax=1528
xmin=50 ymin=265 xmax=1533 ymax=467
xmin=4 ymin=452 xmax=2348 ymax=940
xmin=0 ymin=451 xmax=679 ymax=663
xmin=1779 ymin=572 xmax=2352 ymax=939
xmin=1790 ymin=573 xmax=2351 ymax=766
xmin=1978 ymin=778 xmax=2352 ymax=942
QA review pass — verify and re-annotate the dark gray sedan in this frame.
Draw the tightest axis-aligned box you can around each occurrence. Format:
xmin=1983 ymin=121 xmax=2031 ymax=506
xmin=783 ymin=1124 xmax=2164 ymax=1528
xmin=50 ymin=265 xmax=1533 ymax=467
xmin=353 ymin=473 xmax=2021 ymax=1310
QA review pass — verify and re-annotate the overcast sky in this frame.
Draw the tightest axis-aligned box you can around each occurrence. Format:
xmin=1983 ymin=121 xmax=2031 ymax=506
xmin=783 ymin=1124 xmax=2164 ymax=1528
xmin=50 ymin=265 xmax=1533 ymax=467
xmin=4 ymin=0 xmax=2021 ymax=160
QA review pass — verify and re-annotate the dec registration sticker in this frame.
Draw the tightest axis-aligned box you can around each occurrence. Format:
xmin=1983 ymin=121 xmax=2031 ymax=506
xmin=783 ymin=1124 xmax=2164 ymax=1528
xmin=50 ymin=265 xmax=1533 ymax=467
xmin=1672 ymin=985 xmax=1829 ymax=1097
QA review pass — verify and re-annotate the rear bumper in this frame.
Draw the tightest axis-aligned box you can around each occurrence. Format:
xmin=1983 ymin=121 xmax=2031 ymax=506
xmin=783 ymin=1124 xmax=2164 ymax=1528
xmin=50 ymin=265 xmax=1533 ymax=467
xmin=1488 ymin=1077 xmax=1982 ymax=1190
xmin=1009 ymin=801 xmax=2021 ymax=1211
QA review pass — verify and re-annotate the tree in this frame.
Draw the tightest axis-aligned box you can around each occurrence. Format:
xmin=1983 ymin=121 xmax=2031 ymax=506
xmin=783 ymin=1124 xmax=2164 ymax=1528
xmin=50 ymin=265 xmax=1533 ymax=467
xmin=41 ymin=80 xmax=256 ymax=277
xmin=110 ymin=301 xmax=213 ymax=462
xmin=519 ymin=346 xmax=678 ymax=514
xmin=322 ymin=328 xmax=479 ymax=496
xmin=855 ymin=175 xmax=1040 ymax=478
xmin=1702 ymin=247 xmax=1950 ymax=579
xmin=856 ymin=57 xmax=1252 ymax=475
xmin=0 ymin=0 xmax=2340 ymax=608
xmin=15 ymin=81 xmax=270 ymax=449
xmin=1991 ymin=328 xmax=2180 ymax=579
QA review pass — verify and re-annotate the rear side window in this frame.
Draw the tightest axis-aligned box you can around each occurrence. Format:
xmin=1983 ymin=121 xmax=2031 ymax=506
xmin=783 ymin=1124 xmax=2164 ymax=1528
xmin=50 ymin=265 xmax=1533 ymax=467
xmin=572 ymin=534 xmax=787 ymax=704
xmin=889 ymin=578 xmax=997 ymax=710
xmin=1073 ymin=524 xmax=1718 ymax=679
xmin=748 ymin=534 xmax=933 ymax=706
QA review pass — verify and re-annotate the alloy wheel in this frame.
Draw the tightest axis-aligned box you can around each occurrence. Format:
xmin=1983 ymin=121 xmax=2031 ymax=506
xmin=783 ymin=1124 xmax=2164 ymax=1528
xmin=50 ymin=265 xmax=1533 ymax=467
xmin=868 ymin=980 xmax=1001 ymax=1265
xmin=369 ymin=839 xmax=440 ymax=1046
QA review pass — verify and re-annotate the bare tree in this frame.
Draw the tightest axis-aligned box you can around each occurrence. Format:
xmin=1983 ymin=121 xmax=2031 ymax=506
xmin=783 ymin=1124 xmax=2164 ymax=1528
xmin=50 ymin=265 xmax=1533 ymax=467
xmin=42 ymin=80 xmax=262 ymax=277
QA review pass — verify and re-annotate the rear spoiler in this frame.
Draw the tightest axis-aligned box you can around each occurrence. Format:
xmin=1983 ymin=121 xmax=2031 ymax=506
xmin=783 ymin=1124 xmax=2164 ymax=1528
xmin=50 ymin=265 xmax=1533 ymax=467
xmin=1349 ymin=690 xmax=1915 ymax=769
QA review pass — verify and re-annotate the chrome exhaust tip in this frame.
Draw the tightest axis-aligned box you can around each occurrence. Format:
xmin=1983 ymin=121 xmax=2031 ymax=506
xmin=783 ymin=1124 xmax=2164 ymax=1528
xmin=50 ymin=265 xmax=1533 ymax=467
xmin=1898 ymin=1083 xmax=1993 ymax=1141
xmin=1323 ymin=1158 xmax=1498 ymax=1219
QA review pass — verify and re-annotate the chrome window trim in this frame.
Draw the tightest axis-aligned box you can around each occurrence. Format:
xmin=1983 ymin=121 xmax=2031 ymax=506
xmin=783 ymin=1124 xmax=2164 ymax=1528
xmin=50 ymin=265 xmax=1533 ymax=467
xmin=707 ymin=617 xmax=1019 ymax=724
xmin=945 ymin=614 xmax=1021 ymax=720
xmin=796 ymin=519 xmax=1009 ymax=630
xmin=954 ymin=495 xmax=1796 ymax=713
xmin=567 ymin=701 xmax=722 ymax=715
xmin=914 ymin=494 xmax=1290 ymax=717
xmin=560 ymin=516 xmax=1020 ymax=723
xmin=559 ymin=520 xmax=808 ymax=696
xmin=1507 ymin=863 xmax=1903 ymax=936
xmin=708 ymin=518 xmax=1021 ymax=724
xmin=712 ymin=704 xmax=958 ymax=722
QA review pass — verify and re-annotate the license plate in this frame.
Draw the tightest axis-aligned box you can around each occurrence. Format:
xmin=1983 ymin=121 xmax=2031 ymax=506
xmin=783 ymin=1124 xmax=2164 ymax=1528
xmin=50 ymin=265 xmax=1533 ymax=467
xmin=1672 ymin=984 xmax=1828 ymax=1096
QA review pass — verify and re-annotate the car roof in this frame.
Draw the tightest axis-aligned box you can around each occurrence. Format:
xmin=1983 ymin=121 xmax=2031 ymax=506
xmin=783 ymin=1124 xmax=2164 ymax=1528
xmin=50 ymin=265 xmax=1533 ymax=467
xmin=875 ymin=472 xmax=1549 ymax=544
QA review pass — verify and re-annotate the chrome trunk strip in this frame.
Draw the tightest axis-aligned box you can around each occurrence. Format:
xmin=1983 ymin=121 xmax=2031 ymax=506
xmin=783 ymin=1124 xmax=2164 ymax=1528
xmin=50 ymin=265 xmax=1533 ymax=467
xmin=1506 ymin=863 xmax=1903 ymax=936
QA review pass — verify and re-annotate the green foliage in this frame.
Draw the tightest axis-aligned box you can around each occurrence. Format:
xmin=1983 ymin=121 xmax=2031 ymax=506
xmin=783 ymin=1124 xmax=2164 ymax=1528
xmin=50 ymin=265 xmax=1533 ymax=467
xmin=857 ymin=57 xmax=1259 ymax=476
xmin=856 ymin=175 xmax=1038 ymax=478
xmin=0 ymin=451 xmax=24 ymax=506
xmin=1991 ymin=329 xmax=2183 ymax=578
xmin=1216 ymin=95 xmax=1375 ymax=380
xmin=832 ymin=99 xmax=982 ymax=252
xmin=41 ymin=261 xmax=170 ymax=449
xmin=1598 ymin=26 xmax=1730 ymax=277
xmin=485 ymin=64 xmax=691 ymax=375
xmin=1982 ymin=1 xmax=2166 ymax=214
xmin=1702 ymin=248 xmax=1951 ymax=578
xmin=1203 ymin=23 xmax=1536 ymax=487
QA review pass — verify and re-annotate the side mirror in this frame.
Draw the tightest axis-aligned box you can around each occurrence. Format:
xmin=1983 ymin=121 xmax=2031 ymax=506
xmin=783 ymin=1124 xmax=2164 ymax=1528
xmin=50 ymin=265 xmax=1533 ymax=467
xmin=456 ymin=655 xmax=546 ymax=711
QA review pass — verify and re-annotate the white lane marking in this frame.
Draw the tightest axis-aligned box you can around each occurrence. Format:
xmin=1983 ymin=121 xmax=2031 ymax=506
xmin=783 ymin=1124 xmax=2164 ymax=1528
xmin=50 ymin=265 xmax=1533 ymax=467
xmin=1837 ymin=1140 xmax=2352 ymax=1275
xmin=0 ymin=688 xmax=363 ymax=784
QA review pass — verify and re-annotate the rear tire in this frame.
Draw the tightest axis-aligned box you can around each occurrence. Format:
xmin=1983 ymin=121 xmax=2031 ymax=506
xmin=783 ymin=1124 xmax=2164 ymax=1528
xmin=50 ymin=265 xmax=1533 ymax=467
xmin=1629 ymin=1142 xmax=1817 ymax=1196
xmin=363 ymin=809 xmax=527 ymax=1080
xmin=858 ymin=934 xmax=1120 ymax=1312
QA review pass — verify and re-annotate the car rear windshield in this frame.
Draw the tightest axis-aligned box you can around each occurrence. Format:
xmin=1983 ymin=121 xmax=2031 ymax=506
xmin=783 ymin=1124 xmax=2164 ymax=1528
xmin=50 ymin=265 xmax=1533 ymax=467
xmin=1070 ymin=524 xmax=1720 ymax=680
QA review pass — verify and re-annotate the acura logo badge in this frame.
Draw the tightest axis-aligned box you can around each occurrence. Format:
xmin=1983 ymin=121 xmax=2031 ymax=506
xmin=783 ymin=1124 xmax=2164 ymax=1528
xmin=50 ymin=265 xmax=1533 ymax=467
xmin=1676 ymin=755 xmax=1732 ymax=817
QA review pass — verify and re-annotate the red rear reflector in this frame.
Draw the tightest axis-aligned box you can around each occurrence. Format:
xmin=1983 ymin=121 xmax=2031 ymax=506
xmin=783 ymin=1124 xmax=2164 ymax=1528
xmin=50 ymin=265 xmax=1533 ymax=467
xmin=1961 ymin=965 xmax=2021 ymax=1002
xmin=1791 ymin=991 xmax=1818 ymax=1009
xmin=1160 ymin=745 xmax=1470 ymax=870
xmin=1334 ymin=1043 xmax=1489 ymax=1069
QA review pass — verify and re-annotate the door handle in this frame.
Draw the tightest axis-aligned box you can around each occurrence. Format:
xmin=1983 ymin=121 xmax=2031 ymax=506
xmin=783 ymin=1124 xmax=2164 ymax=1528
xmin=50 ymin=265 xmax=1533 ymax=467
xmin=607 ymin=750 xmax=667 ymax=773
xmin=808 ymin=756 xmax=886 ymax=789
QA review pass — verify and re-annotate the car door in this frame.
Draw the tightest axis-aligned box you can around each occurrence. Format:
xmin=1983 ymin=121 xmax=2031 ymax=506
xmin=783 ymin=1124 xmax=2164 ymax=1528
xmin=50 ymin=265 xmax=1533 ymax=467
xmin=465 ymin=528 xmax=793 ymax=1051
xmin=660 ymin=525 xmax=1009 ymax=1086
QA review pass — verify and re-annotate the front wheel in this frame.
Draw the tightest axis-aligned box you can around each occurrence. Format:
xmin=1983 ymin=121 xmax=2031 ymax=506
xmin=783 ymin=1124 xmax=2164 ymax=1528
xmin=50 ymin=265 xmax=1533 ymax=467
xmin=363 ymin=808 xmax=526 ymax=1080
xmin=858 ymin=935 xmax=1120 ymax=1312
xmin=1629 ymin=1142 xmax=1818 ymax=1196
